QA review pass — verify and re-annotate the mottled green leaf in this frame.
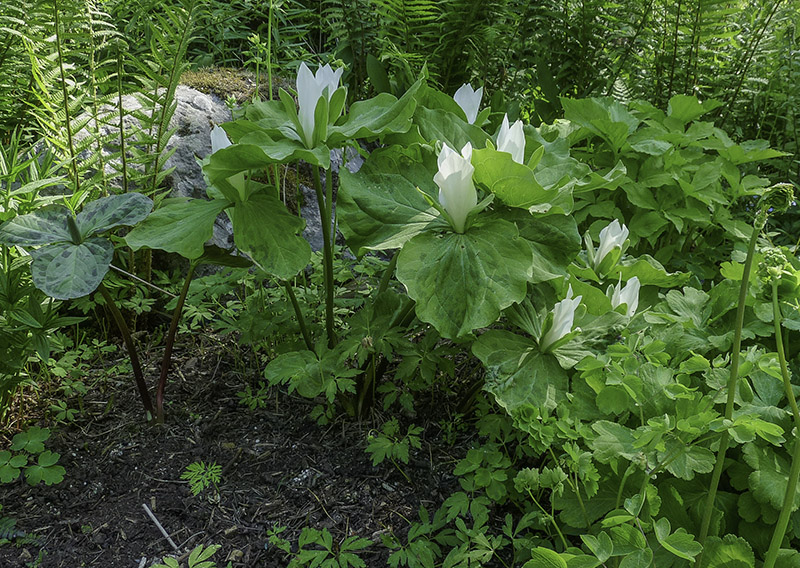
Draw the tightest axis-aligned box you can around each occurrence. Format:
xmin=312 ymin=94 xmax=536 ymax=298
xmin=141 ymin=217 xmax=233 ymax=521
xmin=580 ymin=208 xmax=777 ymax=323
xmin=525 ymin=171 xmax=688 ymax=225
xmin=75 ymin=193 xmax=153 ymax=237
xmin=699 ymin=535 xmax=754 ymax=568
xmin=338 ymin=146 xmax=446 ymax=256
xmin=0 ymin=206 xmax=71 ymax=245
xmin=30 ymin=238 xmax=113 ymax=299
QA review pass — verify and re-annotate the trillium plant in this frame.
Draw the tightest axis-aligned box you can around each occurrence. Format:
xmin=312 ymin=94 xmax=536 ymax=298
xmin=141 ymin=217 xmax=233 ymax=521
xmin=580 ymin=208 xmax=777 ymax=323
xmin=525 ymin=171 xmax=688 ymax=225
xmin=6 ymin=49 xmax=796 ymax=564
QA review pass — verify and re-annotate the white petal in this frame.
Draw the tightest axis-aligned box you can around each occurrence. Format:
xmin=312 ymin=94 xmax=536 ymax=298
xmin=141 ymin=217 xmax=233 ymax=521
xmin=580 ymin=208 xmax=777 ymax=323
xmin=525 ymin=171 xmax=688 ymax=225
xmin=454 ymin=83 xmax=483 ymax=124
xmin=210 ymin=125 xmax=231 ymax=154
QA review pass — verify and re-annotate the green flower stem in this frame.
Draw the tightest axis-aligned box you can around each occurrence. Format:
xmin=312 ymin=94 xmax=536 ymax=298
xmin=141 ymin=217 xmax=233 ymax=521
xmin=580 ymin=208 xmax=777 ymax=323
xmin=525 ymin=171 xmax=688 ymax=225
xmin=525 ymin=488 xmax=569 ymax=550
xmin=377 ymin=250 xmax=399 ymax=295
xmin=155 ymin=262 xmax=196 ymax=423
xmin=283 ymin=280 xmax=315 ymax=354
xmin=98 ymin=283 xmax=154 ymax=422
xmin=764 ymin=279 xmax=800 ymax=568
xmin=313 ymin=165 xmax=337 ymax=347
xmin=699 ymin=215 xmax=764 ymax=546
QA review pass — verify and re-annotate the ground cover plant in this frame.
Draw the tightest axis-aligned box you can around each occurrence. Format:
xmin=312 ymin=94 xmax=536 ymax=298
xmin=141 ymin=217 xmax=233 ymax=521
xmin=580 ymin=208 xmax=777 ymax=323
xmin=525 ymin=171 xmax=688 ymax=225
xmin=1 ymin=0 xmax=799 ymax=567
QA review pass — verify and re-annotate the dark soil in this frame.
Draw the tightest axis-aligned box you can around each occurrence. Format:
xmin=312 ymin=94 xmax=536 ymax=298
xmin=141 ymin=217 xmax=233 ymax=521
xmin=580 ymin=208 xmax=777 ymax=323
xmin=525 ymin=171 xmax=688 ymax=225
xmin=0 ymin=337 xmax=466 ymax=567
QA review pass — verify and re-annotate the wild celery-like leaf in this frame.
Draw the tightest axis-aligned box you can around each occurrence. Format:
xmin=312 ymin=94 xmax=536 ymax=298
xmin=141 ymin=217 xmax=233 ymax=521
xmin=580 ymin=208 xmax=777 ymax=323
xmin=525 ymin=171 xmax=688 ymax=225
xmin=0 ymin=451 xmax=26 ymax=483
xmin=699 ymin=535 xmax=754 ymax=568
xmin=396 ymin=219 xmax=533 ymax=339
xmin=10 ymin=426 xmax=50 ymax=454
xmin=125 ymin=197 xmax=230 ymax=260
xmin=524 ymin=547 xmax=567 ymax=568
xmin=653 ymin=518 xmax=702 ymax=561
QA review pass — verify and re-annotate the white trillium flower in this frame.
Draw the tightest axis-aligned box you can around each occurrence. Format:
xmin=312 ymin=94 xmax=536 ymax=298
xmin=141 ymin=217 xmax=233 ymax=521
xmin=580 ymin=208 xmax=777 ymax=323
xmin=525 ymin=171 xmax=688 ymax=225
xmin=434 ymin=142 xmax=477 ymax=233
xmin=540 ymin=285 xmax=582 ymax=352
xmin=594 ymin=219 xmax=629 ymax=271
xmin=496 ymin=114 xmax=525 ymax=164
xmin=210 ymin=125 xmax=232 ymax=154
xmin=609 ymin=276 xmax=640 ymax=317
xmin=296 ymin=62 xmax=343 ymax=148
xmin=454 ymin=83 xmax=483 ymax=124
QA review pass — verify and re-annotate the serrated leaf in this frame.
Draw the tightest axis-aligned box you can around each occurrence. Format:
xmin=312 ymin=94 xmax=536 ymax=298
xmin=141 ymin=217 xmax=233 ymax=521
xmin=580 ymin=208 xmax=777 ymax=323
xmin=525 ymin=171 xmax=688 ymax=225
xmin=30 ymin=238 xmax=113 ymax=299
xmin=396 ymin=219 xmax=533 ymax=339
xmin=125 ymin=197 xmax=229 ymax=259
xmin=699 ymin=535 xmax=754 ymax=568
xmin=75 ymin=193 xmax=153 ymax=237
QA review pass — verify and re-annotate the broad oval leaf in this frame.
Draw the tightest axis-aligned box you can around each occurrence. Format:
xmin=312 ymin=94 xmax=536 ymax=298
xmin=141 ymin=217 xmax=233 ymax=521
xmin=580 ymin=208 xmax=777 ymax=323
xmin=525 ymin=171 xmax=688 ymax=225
xmin=328 ymin=79 xmax=421 ymax=144
xmin=338 ymin=146 xmax=447 ymax=256
xmin=472 ymin=147 xmax=559 ymax=212
xmin=75 ymin=193 xmax=153 ymax=237
xmin=473 ymin=330 xmax=569 ymax=414
xmin=0 ymin=206 xmax=71 ymax=245
xmin=125 ymin=197 xmax=229 ymax=259
xmin=232 ymin=191 xmax=311 ymax=279
xmin=396 ymin=219 xmax=533 ymax=339
xmin=30 ymin=238 xmax=113 ymax=299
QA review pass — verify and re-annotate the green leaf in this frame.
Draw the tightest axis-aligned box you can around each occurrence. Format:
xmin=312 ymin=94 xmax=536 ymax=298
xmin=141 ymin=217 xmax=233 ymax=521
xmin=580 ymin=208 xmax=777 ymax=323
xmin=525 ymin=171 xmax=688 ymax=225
xmin=560 ymin=97 xmax=639 ymax=152
xmin=590 ymin=422 xmax=640 ymax=463
xmin=662 ymin=442 xmax=715 ymax=481
xmin=396 ymin=219 xmax=533 ymax=339
xmin=329 ymin=80 xmax=421 ymax=142
xmin=196 ymin=245 xmax=253 ymax=268
xmin=666 ymin=95 xmax=724 ymax=125
xmin=473 ymin=330 xmax=568 ymax=413
xmin=30 ymin=238 xmax=114 ymax=299
xmin=24 ymin=450 xmax=65 ymax=486
xmin=205 ymin=139 xmax=330 ymax=184
xmin=414 ymin=107 xmax=491 ymax=151
xmin=0 ymin=205 xmax=72 ymax=245
xmin=619 ymin=549 xmax=653 ymax=568
xmin=612 ymin=255 xmax=690 ymax=287
xmin=0 ymin=451 xmax=26 ymax=483
xmin=75 ymin=193 xmax=153 ymax=237
xmin=742 ymin=443 xmax=800 ymax=510
xmin=337 ymin=146 xmax=446 ymax=256
xmin=525 ymin=548 xmax=568 ymax=568
xmin=11 ymin=427 xmax=50 ymax=454
xmin=472 ymin=148 xmax=559 ymax=212
xmin=653 ymin=518 xmax=702 ymax=561
xmin=581 ymin=532 xmax=613 ymax=563
xmin=232 ymin=191 xmax=311 ymax=279
xmin=699 ymin=535 xmax=754 ymax=568
xmin=125 ymin=198 xmax=229 ymax=259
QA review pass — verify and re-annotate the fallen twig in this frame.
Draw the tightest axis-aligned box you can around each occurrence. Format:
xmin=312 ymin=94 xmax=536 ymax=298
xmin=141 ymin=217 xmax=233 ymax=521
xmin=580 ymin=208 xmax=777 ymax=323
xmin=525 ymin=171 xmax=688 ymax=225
xmin=142 ymin=503 xmax=179 ymax=551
